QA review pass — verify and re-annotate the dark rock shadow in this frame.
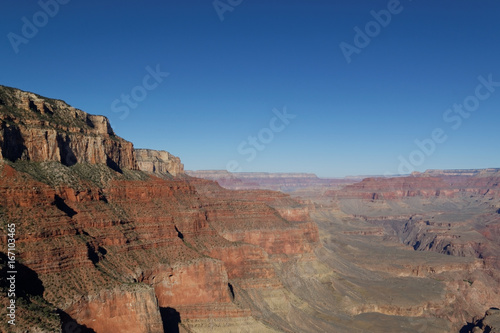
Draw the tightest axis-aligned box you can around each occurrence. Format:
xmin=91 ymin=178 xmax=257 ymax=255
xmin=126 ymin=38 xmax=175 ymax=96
xmin=57 ymin=134 xmax=77 ymax=166
xmin=86 ymin=243 xmax=107 ymax=265
xmin=58 ymin=310 xmax=96 ymax=333
xmin=52 ymin=195 xmax=77 ymax=218
xmin=106 ymin=155 xmax=122 ymax=173
xmin=228 ymin=282 xmax=235 ymax=300
xmin=175 ymin=226 xmax=184 ymax=240
xmin=1 ymin=126 xmax=26 ymax=161
xmin=160 ymin=307 xmax=181 ymax=333
xmin=85 ymin=116 xmax=95 ymax=129
xmin=86 ymin=243 xmax=99 ymax=265
xmin=0 ymin=252 xmax=44 ymax=297
xmin=459 ymin=322 xmax=475 ymax=333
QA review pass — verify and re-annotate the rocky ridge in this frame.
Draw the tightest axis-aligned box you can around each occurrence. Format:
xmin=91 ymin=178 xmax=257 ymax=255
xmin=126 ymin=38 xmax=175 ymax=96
xmin=186 ymin=170 xmax=355 ymax=193
xmin=0 ymin=85 xmax=137 ymax=171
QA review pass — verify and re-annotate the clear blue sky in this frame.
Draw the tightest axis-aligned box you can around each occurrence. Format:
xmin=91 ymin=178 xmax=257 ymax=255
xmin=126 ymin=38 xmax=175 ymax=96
xmin=1 ymin=0 xmax=499 ymax=177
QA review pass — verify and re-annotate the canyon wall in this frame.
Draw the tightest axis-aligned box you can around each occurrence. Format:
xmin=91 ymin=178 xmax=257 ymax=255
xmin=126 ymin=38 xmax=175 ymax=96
xmin=0 ymin=85 xmax=321 ymax=333
xmin=328 ymin=172 xmax=500 ymax=200
xmin=186 ymin=170 xmax=355 ymax=192
xmin=135 ymin=148 xmax=184 ymax=176
xmin=0 ymin=85 xmax=137 ymax=170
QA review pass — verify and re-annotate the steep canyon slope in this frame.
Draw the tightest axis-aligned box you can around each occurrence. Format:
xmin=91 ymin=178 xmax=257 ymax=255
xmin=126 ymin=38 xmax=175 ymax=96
xmin=0 ymin=85 xmax=326 ymax=333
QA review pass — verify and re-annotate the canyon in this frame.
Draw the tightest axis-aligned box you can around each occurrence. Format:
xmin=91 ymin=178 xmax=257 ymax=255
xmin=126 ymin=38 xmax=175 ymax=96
xmin=0 ymin=85 xmax=499 ymax=333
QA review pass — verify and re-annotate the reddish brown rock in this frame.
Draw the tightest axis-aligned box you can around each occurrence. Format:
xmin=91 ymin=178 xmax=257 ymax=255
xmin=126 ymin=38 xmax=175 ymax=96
xmin=328 ymin=172 xmax=500 ymax=200
xmin=0 ymin=85 xmax=137 ymax=170
xmin=65 ymin=286 xmax=164 ymax=333
xmin=0 ymin=84 xmax=320 ymax=332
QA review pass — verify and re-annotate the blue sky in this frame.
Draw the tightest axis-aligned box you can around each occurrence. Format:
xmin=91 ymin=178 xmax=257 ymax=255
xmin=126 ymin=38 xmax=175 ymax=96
xmin=1 ymin=0 xmax=499 ymax=177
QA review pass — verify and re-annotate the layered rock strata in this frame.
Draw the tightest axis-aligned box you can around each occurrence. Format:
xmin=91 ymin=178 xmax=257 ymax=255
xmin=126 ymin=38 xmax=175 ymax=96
xmin=0 ymin=85 xmax=320 ymax=333
xmin=135 ymin=148 xmax=184 ymax=176
xmin=0 ymin=85 xmax=137 ymax=170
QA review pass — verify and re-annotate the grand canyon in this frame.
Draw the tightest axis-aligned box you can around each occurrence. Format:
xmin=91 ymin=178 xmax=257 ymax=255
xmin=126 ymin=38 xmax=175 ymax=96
xmin=1 ymin=85 xmax=499 ymax=333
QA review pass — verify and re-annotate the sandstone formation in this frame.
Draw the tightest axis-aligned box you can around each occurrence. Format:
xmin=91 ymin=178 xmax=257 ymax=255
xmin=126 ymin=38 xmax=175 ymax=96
xmin=0 ymin=85 xmax=137 ymax=171
xmin=65 ymin=285 xmax=164 ymax=333
xmin=135 ymin=148 xmax=184 ymax=176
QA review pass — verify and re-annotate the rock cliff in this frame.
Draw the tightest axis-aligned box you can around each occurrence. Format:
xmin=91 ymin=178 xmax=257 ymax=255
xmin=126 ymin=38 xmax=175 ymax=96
xmin=328 ymin=172 xmax=500 ymax=200
xmin=466 ymin=308 xmax=500 ymax=333
xmin=135 ymin=148 xmax=184 ymax=176
xmin=186 ymin=170 xmax=355 ymax=192
xmin=0 ymin=85 xmax=137 ymax=171
xmin=0 ymin=85 xmax=321 ymax=333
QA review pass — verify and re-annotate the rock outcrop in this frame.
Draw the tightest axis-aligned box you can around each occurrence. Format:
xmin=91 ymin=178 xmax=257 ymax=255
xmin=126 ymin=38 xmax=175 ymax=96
xmin=65 ymin=285 xmax=164 ymax=333
xmin=136 ymin=148 xmax=184 ymax=176
xmin=466 ymin=308 xmax=500 ymax=333
xmin=0 ymin=85 xmax=137 ymax=171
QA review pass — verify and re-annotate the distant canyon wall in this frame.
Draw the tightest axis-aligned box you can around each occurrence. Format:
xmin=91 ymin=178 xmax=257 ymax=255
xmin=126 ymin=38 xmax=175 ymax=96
xmin=135 ymin=148 xmax=184 ymax=176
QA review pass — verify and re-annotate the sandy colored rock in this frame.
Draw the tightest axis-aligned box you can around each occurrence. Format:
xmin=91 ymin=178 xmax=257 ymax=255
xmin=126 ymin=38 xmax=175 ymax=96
xmin=136 ymin=148 xmax=184 ymax=176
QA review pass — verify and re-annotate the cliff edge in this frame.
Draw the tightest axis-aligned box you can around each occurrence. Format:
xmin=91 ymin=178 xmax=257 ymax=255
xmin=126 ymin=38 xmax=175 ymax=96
xmin=0 ymin=85 xmax=137 ymax=171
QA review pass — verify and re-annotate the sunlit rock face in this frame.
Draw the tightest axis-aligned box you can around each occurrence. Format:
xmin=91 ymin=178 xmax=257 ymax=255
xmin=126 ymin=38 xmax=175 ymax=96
xmin=136 ymin=148 xmax=184 ymax=176
xmin=0 ymin=85 xmax=138 ymax=170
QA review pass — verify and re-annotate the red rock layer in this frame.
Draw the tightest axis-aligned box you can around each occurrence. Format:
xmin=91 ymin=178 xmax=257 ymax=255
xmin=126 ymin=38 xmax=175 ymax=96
xmin=328 ymin=174 xmax=500 ymax=200
xmin=0 ymin=161 xmax=319 ymax=332
xmin=0 ymin=86 xmax=321 ymax=332
xmin=65 ymin=286 xmax=164 ymax=333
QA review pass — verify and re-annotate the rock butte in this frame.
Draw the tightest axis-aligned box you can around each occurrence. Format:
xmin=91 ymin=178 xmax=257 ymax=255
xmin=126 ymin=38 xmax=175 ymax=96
xmin=0 ymin=84 xmax=499 ymax=333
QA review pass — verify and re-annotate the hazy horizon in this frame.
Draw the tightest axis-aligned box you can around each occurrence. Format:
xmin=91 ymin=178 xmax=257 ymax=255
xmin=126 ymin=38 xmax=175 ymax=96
xmin=2 ymin=0 xmax=499 ymax=178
